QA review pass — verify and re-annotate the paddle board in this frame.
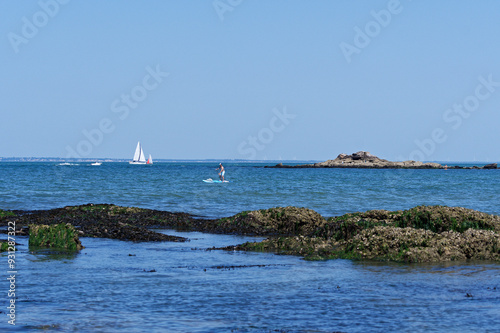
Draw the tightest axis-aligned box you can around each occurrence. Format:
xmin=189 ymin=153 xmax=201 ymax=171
xmin=203 ymin=179 xmax=229 ymax=183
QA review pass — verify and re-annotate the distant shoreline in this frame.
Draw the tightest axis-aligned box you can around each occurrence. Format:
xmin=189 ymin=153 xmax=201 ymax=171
xmin=0 ymin=157 xmax=498 ymax=167
xmin=0 ymin=157 xmax=316 ymax=163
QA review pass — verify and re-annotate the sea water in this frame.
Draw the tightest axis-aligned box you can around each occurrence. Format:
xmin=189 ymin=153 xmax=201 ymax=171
xmin=1 ymin=162 xmax=499 ymax=218
xmin=0 ymin=162 xmax=499 ymax=332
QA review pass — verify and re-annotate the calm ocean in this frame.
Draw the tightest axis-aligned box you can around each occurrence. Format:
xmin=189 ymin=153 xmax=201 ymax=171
xmin=1 ymin=161 xmax=499 ymax=218
xmin=1 ymin=162 xmax=499 ymax=332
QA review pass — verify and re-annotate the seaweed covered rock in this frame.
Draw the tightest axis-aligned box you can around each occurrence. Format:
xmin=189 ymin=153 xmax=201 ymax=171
xmin=392 ymin=205 xmax=499 ymax=233
xmin=316 ymin=205 xmax=499 ymax=240
xmin=4 ymin=203 xmax=500 ymax=262
xmin=0 ymin=209 xmax=16 ymax=219
xmin=339 ymin=226 xmax=500 ymax=262
xmin=0 ymin=241 xmax=11 ymax=252
xmin=228 ymin=205 xmax=500 ymax=262
xmin=328 ymin=206 xmax=500 ymax=262
xmin=29 ymin=223 xmax=84 ymax=250
xmin=314 ymin=209 xmax=394 ymax=240
xmin=215 ymin=206 xmax=327 ymax=236
xmin=6 ymin=204 xmax=190 ymax=242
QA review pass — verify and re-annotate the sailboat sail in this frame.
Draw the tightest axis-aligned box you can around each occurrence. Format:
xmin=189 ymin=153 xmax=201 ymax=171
xmin=138 ymin=147 xmax=146 ymax=163
xmin=130 ymin=141 xmax=147 ymax=164
xmin=133 ymin=142 xmax=142 ymax=161
xmin=147 ymin=154 xmax=153 ymax=164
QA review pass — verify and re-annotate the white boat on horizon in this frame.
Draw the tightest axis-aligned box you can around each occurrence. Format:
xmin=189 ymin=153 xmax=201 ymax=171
xmin=91 ymin=162 xmax=102 ymax=166
xmin=130 ymin=141 xmax=152 ymax=165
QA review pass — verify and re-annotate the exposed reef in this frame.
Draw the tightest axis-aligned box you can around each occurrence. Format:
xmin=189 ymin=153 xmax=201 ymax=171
xmin=220 ymin=206 xmax=500 ymax=262
xmin=1 ymin=204 xmax=192 ymax=242
xmin=1 ymin=204 xmax=499 ymax=263
xmin=266 ymin=151 xmax=498 ymax=169
xmin=213 ymin=207 xmax=326 ymax=236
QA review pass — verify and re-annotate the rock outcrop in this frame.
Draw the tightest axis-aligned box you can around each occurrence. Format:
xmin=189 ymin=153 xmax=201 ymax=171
xmin=313 ymin=151 xmax=443 ymax=168
xmin=214 ymin=207 xmax=327 ymax=236
xmin=2 ymin=203 xmax=500 ymax=263
xmin=483 ymin=163 xmax=498 ymax=169
xmin=2 ymin=204 xmax=191 ymax=242
xmin=223 ymin=205 xmax=500 ymax=263
xmin=267 ymin=151 xmax=498 ymax=169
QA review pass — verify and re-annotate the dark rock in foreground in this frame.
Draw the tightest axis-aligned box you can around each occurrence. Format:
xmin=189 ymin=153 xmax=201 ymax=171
xmin=0 ymin=204 xmax=193 ymax=242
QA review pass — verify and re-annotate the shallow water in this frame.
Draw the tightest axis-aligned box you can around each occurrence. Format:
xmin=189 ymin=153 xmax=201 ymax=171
xmin=1 ymin=162 xmax=499 ymax=332
xmin=4 ymin=231 xmax=500 ymax=332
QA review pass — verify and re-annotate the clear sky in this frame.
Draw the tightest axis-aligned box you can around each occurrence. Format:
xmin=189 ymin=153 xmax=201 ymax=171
xmin=1 ymin=0 xmax=499 ymax=161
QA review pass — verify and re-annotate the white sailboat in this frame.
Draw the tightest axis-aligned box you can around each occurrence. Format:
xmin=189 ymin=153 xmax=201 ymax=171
xmin=147 ymin=154 xmax=153 ymax=165
xmin=129 ymin=141 xmax=147 ymax=164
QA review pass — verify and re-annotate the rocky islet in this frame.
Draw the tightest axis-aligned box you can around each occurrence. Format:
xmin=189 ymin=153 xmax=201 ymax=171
xmin=266 ymin=151 xmax=498 ymax=169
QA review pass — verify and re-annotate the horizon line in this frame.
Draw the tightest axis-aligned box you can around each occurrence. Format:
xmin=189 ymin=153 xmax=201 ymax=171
xmin=0 ymin=157 xmax=497 ymax=164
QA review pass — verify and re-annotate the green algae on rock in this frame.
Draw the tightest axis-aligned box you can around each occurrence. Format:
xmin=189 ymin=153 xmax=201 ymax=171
xmin=0 ymin=209 xmax=16 ymax=219
xmin=395 ymin=206 xmax=499 ymax=233
xmin=0 ymin=241 xmax=10 ymax=252
xmin=314 ymin=205 xmax=499 ymax=239
xmin=8 ymin=204 xmax=190 ymax=242
xmin=214 ymin=206 xmax=327 ymax=236
xmin=4 ymin=203 xmax=500 ymax=262
xmin=29 ymin=223 xmax=84 ymax=251
xmin=224 ymin=206 xmax=500 ymax=263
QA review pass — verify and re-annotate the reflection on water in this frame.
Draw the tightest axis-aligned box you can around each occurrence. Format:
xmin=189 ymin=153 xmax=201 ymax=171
xmin=27 ymin=248 xmax=79 ymax=262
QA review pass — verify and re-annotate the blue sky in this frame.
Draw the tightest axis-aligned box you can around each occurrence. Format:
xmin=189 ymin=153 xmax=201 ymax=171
xmin=1 ymin=0 xmax=499 ymax=161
